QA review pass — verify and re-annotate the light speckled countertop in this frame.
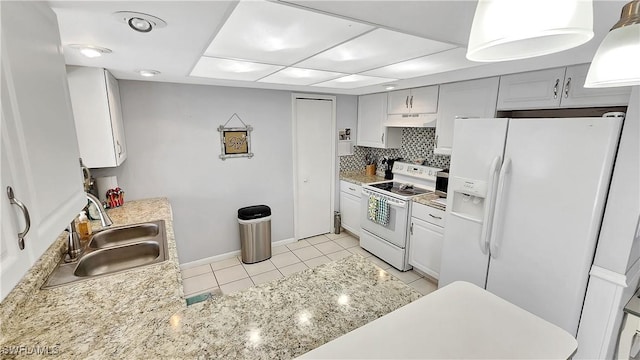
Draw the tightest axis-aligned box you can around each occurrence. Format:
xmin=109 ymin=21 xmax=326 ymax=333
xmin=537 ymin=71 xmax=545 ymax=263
xmin=0 ymin=198 xmax=184 ymax=359
xmin=1 ymin=198 xmax=420 ymax=359
xmin=413 ymin=193 xmax=447 ymax=211
xmin=339 ymin=172 xmax=385 ymax=186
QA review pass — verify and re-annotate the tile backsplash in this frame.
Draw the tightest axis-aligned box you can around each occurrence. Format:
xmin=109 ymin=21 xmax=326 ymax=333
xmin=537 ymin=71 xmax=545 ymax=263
xmin=339 ymin=128 xmax=450 ymax=175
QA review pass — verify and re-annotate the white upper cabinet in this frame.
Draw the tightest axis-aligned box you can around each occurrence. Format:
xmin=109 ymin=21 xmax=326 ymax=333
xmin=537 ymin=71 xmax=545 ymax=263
xmin=435 ymin=77 xmax=499 ymax=156
xmin=497 ymin=64 xmax=631 ymax=110
xmin=357 ymin=93 xmax=401 ymax=149
xmin=387 ymin=86 xmax=438 ymax=115
xmin=1 ymin=1 xmax=86 ymax=300
xmin=67 ymin=67 xmax=127 ymax=168
xmin=560 ymin=64 xmax=632 ymax=108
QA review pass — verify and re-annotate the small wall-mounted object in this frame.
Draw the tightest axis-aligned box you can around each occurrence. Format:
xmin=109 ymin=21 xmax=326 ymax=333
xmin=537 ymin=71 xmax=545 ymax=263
xmin=338 ymin=128 xmax=353 ymax=156
xmin=218 ymin=113 xmax=254 ymax=160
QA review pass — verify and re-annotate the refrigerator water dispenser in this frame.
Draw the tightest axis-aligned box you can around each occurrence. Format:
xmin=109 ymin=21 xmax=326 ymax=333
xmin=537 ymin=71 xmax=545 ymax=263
xmin=449 ymin=176 xmax=488 ymax=223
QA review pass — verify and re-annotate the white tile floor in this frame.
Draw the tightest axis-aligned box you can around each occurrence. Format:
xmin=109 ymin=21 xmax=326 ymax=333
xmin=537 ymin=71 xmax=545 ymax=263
xmin=181 ymin=231 xmax=438 ymax=298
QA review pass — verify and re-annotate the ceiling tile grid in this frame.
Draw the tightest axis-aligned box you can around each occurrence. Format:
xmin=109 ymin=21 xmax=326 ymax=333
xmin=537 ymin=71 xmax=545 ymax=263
xmin=194 ymin=0 xmax=461 ymax=88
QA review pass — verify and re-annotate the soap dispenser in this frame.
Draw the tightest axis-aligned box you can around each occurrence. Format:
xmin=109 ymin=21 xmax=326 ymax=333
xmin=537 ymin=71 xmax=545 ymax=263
xmin=76 ymin=211 xmax=92 ymax=241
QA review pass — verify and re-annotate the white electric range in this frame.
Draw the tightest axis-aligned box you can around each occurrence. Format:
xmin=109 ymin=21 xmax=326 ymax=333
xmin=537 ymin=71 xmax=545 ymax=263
xmin=360 ymin=162 xmax=442 ymax=271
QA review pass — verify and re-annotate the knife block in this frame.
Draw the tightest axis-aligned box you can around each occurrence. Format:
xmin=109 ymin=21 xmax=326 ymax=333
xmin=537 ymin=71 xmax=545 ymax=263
xmin=365 ymin=165 xmax=376 ymax=176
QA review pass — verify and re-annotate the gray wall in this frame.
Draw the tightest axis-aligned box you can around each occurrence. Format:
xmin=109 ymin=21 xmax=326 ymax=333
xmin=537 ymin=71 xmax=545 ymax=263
xmin=94 ymin=80 xmax=357 ymax=264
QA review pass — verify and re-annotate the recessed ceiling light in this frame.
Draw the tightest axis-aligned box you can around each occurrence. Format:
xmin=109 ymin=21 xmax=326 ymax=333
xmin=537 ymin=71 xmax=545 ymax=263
xmin=129 ymin=17 xmax=152 ymax=33
xmin=69 ymin=45 xmax=112 ymax=58
xmin=138 ymin=70 xmax=160 ymax=77
xmin=113 ymin=11 xmax=167 ymax=33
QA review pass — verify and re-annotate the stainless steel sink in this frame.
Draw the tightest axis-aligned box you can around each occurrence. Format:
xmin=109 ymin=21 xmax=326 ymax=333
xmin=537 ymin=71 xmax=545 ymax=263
xmin=42 ymin=220 xmax=167 ymax=288
xmin=88 ymin=222 xmax=159 ymax=249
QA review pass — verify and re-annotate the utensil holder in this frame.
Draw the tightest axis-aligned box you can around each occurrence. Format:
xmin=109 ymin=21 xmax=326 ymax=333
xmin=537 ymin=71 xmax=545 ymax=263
xmin=365 ymin=165 xmax=376 ymax=176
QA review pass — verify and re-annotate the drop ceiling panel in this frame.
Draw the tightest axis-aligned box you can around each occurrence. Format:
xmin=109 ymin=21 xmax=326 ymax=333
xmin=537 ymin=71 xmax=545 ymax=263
xmin=313 ymin=74 xmax=396 ymax=89
xmin=258 ymin=67 xmax=346 ymax=86
xmin=297 ymin=28 xmax=457 ymax=73
xmin=203 ymin=0 xmax=373 ymax=65
xmin=361 ymin=48 xmax=481 ymax=79
xmin=279 ymin=0 xmax=477 ymax=46
xmin=190 ymin=57 xmax=284 ymax=81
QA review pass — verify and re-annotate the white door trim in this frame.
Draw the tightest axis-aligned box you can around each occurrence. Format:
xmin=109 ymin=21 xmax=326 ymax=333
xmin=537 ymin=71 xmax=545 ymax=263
xmin=291 ymin=93 xmax=337 ymax=241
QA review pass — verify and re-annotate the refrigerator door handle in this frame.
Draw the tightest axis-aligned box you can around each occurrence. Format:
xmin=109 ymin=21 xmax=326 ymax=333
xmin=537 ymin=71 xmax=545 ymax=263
xmin=489 ymin=158 xmax=512 ymax=258
xmin=479 ymin=156 xmax=502 ymax=254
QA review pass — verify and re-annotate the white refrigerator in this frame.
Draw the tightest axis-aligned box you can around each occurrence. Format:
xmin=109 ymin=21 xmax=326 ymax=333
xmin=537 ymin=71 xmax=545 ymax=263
xmin=439 ymin=116 xmax=623 ymax=336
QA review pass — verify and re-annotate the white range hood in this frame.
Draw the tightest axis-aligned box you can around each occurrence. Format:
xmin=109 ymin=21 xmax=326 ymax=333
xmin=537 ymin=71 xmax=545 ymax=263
xmin=385 ymin=113 xmax=437 ymax=128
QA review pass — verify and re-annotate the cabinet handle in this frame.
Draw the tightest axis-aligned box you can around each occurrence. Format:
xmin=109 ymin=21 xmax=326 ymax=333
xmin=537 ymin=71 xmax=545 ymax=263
xmin=410 ymin=222 xmax=414 ymax=236
xmin=405 ymin=96 xmax=409 ymax=108
xmin=429 ymin=214 xmax=442 ymax=220
xmin=381 ymin=133 xmax=384 ymax=143
xmin=7 ymin=186 xmax=30 ymax=250
xmin=553 ymin=79 xmax=560 ymax=99
xmin=349 ymin=187 xmax=356 ymax=191
xmin=564 ymin=77 xmax=571 ymax=98
xmin=117 ymin=141 xmax=123 ymax=156
xmin=410 ymin=96 xmax=413 ymax=108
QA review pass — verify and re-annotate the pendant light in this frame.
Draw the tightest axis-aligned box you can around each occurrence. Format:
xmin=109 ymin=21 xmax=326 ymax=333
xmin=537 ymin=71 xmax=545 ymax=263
xmin=466 ymin=0 xmax=594 ymax=62
xmin=585 ymin=0 xmax=640 ymax=88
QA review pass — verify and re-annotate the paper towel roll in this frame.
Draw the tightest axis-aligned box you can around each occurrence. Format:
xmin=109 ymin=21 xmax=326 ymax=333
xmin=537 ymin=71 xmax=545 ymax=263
xmin=95 ymin=176 xmax=118 ymax=202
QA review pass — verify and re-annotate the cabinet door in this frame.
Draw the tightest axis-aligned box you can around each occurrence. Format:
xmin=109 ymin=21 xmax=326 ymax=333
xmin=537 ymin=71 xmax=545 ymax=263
xmin=1 ymin=1 xmax=85 ymax=300
xmin=105 ymin=70 xmax=127 ymax=165
xmin=409 ymin=217 xmax=444 ymax=279
xmin=435 ymin=77 xmax=499 ymax=155
xmin=561 ymin=63 xmax=632 ymax=108
xmin=67 ymin=67 xmax=127 ymax=168
xmin=357 ymin=93 xmax=401 ymax=148
xmin=409 ymin=86 xmax=439 ymax=114
xmin=387 ymin=89 xmax=411 ymax=114
xmin=1 ymin=65 xmax=36 ymax=300
xmin=497 ymin=67 xmax=566 ymax=110
xmin=340 ymin=191 xmax=361 ymax=237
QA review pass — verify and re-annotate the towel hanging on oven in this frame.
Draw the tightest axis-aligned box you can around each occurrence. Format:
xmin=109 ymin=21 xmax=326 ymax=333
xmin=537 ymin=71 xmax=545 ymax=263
xmin=368 ymin=195 xmax=378 ymax=222
xmin=377 ymin=197 xmax=390 ymax=226
xmin=368 ymin=194 xmax=390 ymax=226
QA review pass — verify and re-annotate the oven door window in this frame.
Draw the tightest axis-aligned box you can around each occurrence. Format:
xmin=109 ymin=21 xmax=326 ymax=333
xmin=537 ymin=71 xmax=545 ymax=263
xmin=360 ymin=195 xmax=409 ymax=248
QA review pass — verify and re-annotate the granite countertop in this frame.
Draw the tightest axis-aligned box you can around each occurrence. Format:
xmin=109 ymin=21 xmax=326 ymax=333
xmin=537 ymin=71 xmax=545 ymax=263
xmin=1 ymin=198 xmax=420 ymax=359
xmin=413 ymin=193 xmax=447 ymax=211
xmin=0 ymin=198 xmax=184 ymax=358
xmin=339 ymin=171 xmax=386 ymax=186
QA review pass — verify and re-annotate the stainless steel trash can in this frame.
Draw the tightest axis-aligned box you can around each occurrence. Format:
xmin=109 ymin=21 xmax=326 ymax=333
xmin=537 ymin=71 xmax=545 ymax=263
xmin=238 ymin=205 xmax=272 ymax=264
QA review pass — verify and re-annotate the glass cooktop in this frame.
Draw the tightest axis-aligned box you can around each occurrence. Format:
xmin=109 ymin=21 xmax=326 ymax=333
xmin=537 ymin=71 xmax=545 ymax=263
xmin=368 ymin=182 xmax=431 ymax=197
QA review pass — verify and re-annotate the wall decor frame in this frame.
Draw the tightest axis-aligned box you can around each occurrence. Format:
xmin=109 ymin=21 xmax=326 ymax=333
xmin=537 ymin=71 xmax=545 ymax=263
xmin=218 ymin=113 xmax=253 ymax=160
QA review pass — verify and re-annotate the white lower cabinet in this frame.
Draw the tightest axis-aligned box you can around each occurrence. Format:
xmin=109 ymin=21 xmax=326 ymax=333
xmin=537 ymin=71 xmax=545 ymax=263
xmin=409 ymin=203 xmax=445 ymax=279
xmin=339 ymin=181 xmax=361 ymax=237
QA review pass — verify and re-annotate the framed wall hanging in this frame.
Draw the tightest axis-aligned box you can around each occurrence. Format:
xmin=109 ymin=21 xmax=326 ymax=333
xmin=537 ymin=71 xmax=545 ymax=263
xmin=218 ymin=113 xmax=254 ymax=160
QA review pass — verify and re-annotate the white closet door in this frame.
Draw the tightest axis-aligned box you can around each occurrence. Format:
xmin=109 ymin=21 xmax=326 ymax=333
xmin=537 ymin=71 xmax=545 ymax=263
xmin=294 ymin=97 xmax=335 ymax=240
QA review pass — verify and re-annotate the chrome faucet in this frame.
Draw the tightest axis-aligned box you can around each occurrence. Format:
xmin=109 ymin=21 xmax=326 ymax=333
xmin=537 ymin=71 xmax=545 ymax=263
xmin=65 ymin=222 xmax=82 ymax=262
xmin=86 ymin=192 xmax=113 ymax=227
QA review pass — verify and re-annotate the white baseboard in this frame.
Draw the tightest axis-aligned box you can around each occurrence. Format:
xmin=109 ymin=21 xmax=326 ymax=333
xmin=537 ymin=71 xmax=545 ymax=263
xmin=179 ymin=238 xmax=296 ymax=270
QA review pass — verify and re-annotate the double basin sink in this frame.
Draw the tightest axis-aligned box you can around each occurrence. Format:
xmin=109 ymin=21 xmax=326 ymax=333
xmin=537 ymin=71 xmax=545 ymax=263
xmin=42 ymin=220 xmax=167 ymax=288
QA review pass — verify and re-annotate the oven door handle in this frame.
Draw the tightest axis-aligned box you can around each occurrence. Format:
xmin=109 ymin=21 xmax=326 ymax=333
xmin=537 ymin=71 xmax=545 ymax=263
xmin=361 ymin=190 xmax=407 ymax=209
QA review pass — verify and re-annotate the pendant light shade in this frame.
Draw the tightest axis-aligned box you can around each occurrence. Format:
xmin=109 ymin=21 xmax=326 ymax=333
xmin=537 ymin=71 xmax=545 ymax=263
xmin=585 ymin=0 xmax=640 ymax=88
xmin=466 ymin=0 xmax=594 ymax=62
